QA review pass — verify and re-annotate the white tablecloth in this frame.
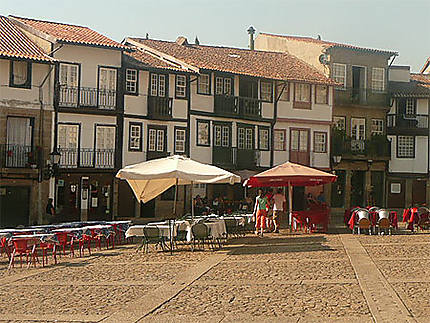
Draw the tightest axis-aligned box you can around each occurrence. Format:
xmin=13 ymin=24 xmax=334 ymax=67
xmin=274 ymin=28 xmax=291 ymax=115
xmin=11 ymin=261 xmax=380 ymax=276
xmin=125 ymin=223 xmax=177 ymax=239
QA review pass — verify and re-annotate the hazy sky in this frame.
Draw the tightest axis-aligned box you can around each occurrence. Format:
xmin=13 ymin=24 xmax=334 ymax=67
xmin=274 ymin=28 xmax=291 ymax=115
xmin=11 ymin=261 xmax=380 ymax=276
xmin=3 ymin=0 xmax=429 ymax=72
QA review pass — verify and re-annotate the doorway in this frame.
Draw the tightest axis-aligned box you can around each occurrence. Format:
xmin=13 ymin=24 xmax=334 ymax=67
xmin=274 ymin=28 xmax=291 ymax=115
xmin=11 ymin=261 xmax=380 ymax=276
xmin=0 ymin=186 xmax=30 ymax=227
xmin=290 ymin=128 xmax=310 ymax=166
xmin=412 ymin=180 xmax=426 ymax=205
xmin=350 ymin=170 xmax=365 ymax=207
xmin=352 ymin=66 xmax=366 ymax=104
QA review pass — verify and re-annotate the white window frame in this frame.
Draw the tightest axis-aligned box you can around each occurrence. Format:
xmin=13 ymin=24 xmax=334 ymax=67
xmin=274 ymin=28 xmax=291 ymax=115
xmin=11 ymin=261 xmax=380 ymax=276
xmin=156 ymin=129 xmax=164 ymax=152
xmin=197 ymin=120 xmax=210 ymax=146
xmin=261 ymin=81 xmax=273 ymax=102
xmin=259 ymin=128 xmax=269 ymax=150
xmin=198 ymin=74 xmax=210 ymax=94
xmin=175 ymin=75 xmax=186 ymax=98
xmin=371 ymin=67 xmax=385 ymax=92
xmin=125 ymin=69 xmax=137 ymax=94
xmin=222 ymin=126 xmax=230 ymax=147
xmin=333 ymin=116 xmax=346 ymax=130
xmin=294 ymin=83 xmax=311 ymax=103
xmin=175 ymin=128 xmax=186 ymax=153
xmin=150 ymin=73 xmax=167 ymax=97
xmin=148 ymin=129 xmax=156 ymax=151
xmin=406 ymin=98 xmax=416 ymax=115
xmin=274 ymin=129 xmax=286 ymax=151
xmin=314 ymin=132 xmax=327 ymax=153
xmin=332 ymin=63 xmax=346 ymax=89
xmin=351 ymin=118 xmax=366 ymax=140
xmin=315 ymin=85 xmax=328 ymax=104
xmin=129 ymin=123 xmax=142 ymax=151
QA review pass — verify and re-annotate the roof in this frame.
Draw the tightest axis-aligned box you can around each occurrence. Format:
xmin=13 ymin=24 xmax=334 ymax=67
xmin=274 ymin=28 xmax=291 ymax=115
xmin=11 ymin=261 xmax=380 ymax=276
xmin=259 ymin=32 xmax=398 ymax=56
xmin=10 ymin=15 xmax=126 ymax=50
xmin=420 ymin=57 xmax=430 ymax=74
xmin=128 ymin=38 xmax=336 ymax=85
xmin=389 ymin=74 xmax=430 ymax=97
xmin=0 ymin=15 xmax=54 ymax=62
xmin=124 ymin=49 xmax=189 ymax=72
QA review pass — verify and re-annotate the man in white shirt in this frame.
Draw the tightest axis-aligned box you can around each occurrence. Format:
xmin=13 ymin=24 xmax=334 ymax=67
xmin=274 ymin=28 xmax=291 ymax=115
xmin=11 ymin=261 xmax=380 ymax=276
xmin=271 ymin=188 xmax=286 ymax=233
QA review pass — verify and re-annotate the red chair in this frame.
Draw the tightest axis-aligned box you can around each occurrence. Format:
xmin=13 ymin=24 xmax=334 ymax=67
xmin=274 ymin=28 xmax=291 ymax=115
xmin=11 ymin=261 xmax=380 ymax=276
xmin=39 ymin=242 xmax=56 ymax=267
xmin=55 ymin=232 xmax=75 ymax=257
xmin=8 ymin=239 xmax=38 ymax=270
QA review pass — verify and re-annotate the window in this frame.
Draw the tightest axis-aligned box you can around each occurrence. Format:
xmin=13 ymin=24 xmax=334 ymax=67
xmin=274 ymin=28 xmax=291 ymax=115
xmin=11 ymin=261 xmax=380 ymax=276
xmin=371 ymin=119 xmax=384 ymax=136
xmin=238 ymin=127 xmax=254 ymax=150
xmin=197 ymin=120 xmax=210 ymax=146
xmin=10 ymin=61 xmax=31 ymax=88
xmin=7 ymin=117 xmax=33 ymax=147
xmin=95 ymin=125 xmax=115 ymax=168
xmin=274 ymin=129 xmax=286 ymax=151
xmin=175 ymin=75 xmax=187 ymax=98
xmin=406 ymin=98 xmax=416 ymax=115
xmin=125 ymin=69 xmax=137 ymax=94
xmin=148 ymin=129 xmax=156 ymax=151
xmin=59 ymin=63 xmax=78 ymax=87
xmin=98 ymin=68 xmax=117 ymax=109
xmin=259 ymin=127 xmax=269 ymax=150
xmin=58 ymin=124 xmax=78 ymax=149
xmin=129 ymin=123 xmax=142 ymax=151
xmin=150 ymin=73 xmax=167 ymax=97
xmin=277 ymin=82 xmax=289 ymax=101
xmin=214 ymin=124 xmax=230 ymax=147
xmin=174 ymin=128 xmax=186 ymax=153
xmin=332 ymin=63 xmax=346 ymax=88
xmin=314 ymin=132 xmax=327 ymax=153
xmin=315 ymin=85 xmax=329 ymax=104
xmin=291 ymin=129 xmax=308 ymax=152
xmin=351 ymin=118 xmax=365 ymax=140
xmin=371 ymin=67 xmax=385 ymax=92
xmin=215 ymin=76 xmax=232 ymax=96
xmin=96 ymin=126 xmax=116 ymax=150
xmin=148 ymin=127 xmax=166 ymax=152
xmin=197 ymin=73 xmax=210 ymax=94
xmin=397 ymin=136 xmax=414 ymax=158
xmin=294 ymin=83 xmax=311 ymax=103
xmin=333 ymin=116 xmax=346 ymax=130
xmin=261 ymin=81 xmax=273 ymax=102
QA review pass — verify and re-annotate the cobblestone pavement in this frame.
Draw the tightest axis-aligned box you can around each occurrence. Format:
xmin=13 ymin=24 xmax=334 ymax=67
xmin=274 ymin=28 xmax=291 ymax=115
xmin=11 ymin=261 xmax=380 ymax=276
xmin=0 ymin=231 xmax=429 ymax=322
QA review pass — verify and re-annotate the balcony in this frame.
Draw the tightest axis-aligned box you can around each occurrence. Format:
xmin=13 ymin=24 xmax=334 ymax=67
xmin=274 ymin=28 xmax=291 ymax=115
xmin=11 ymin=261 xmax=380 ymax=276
xmin=0 ymin=144 xmax=36 ymax=168
xmin=331 ymin=135 xmax=391 ymax=160
xmin=59 ymin=86 xmax=117 ymax=110
xmin=214 ymin=95 xmax=261 ymax=118
xmin=212 ymin=147 xmax=261 ymax=169
xmin=334 ymin=88 xmax=388 ymax=107
xmin=58 ymin=148 xmax=115 ymax=169
xmin=387 ymin=114 xmax=429 ymax=135
xmin=147 ymin=96 xmax=173 ymax=119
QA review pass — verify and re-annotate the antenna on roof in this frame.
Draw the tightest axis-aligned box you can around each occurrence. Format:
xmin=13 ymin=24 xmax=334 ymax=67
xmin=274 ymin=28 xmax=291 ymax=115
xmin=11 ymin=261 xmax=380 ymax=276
xmin=145 ymin=33 xmax=149 ymax=39
xmin=195 ymin=36 xmax=200 ymax=45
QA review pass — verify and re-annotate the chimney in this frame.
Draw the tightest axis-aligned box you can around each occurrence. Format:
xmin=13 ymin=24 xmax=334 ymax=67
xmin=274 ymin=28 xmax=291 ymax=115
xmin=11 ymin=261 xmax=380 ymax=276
xmin=195 ymin=36 xmax=200 ymax=45
xmin=176 ymin=36 xmax=188 ymax=46
xmin=145 ymin=33 xmax=149 ymax=39
xmin=247 ymin=26 xmax=256 ymax=50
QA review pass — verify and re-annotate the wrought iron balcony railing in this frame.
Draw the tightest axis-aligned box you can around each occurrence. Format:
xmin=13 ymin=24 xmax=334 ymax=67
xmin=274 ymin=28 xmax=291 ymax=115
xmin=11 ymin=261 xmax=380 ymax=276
xmin=59 ymin=86 xmax=117 ymax=110
xmin=334 ymin=87 xmax=389 ymax=107
xmin=0 ymin=144 xmax=35 ymax=168
xmin=147 ymin=96 xmax=173 ymax=119
xmin=58 ymin=148 xmax=115 ymax=169
xmin=387 ymin=114 xmax=429 ymax=130
xmin=331 ymin=136 xmax=391 ymax=159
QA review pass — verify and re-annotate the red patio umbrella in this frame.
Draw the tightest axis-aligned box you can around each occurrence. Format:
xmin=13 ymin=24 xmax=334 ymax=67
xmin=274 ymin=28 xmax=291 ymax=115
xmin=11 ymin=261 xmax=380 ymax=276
xmin=246 ymin=161 xmax=337 ymax=227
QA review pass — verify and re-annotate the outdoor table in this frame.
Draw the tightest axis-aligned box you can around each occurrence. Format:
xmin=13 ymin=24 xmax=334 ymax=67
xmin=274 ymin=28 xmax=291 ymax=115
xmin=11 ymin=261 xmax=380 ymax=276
xmin=0 ymin=228 xmax=47 ymax=234
xmin=126 ymin=223 xmax=177 ymax=239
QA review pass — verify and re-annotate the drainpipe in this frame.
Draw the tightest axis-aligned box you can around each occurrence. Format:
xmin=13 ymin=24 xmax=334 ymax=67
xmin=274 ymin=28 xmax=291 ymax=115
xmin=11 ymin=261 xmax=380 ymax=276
xmin=37 ymin=64 xmax=55 ymax=224
xmin=271 ymin=82 xmax=287 ymax=167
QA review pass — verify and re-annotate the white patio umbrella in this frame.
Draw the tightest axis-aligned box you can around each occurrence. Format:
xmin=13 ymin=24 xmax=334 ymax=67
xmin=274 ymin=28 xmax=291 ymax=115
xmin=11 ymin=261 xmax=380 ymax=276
xmin=116 ymin=155 xmax=241 ymax=217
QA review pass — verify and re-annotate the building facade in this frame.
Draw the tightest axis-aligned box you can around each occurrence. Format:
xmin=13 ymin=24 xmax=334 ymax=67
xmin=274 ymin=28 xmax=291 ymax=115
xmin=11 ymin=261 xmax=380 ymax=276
xmin=10 ymin=16 xmax=126 ymax=222
xmin=0 ymin=16 xmax=55 ymax=226
xmin=387 ymin=67 xmax=430 ymax=208
xmin=255 ymin=33 xmax=397 ymax=212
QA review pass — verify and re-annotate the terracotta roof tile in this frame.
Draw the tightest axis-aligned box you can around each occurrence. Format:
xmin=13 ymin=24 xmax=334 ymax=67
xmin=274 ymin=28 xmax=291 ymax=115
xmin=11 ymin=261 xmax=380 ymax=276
xmin=389 ymin=74 xmax=430 ymax=97
xmin=10 ymin=15 xmax=126 ymax=50
xmin=125 ymin=49 xmax=189 ymax=72
xmin=0 ymin=15 xmax=54 ymax=62
xmin=259 ymin=32 xmax=397 ymax=56
xmin=130 ymin=38 xmax=335 ymax=85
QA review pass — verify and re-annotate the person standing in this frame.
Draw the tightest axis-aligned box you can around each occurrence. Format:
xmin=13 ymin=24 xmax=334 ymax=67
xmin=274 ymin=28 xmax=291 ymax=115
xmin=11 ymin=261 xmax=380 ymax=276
xmin=45 ymin=198 xmax=55 ymax=224
xmin=272 ymin=188 xmax=286 ymax=233
xmin=253 ymin=189 xmax=269 ymax=237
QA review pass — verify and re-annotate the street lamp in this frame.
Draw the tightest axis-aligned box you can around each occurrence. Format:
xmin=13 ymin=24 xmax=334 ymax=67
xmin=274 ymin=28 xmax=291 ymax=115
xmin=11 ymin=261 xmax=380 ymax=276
xmin=332 ymin=155 xmax=342 ymax=166
xmin=43 ymin=149 xmax=61 ymax=180
xmin=50 ymin=149 xmax=61 ymax=165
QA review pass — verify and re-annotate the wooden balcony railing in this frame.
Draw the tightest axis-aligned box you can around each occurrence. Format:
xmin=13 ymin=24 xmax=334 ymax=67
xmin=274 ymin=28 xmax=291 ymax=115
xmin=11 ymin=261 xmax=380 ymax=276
xmin=387 ymin=114 xmax=429 ymax=130
xmin=331 ymin=135 xmax=391 ymax=159
xmin=334 ymin=87 xmax=389 ymax=107
xmin=147 ymin=96 xmax=173 ymax=119
xmin=214 ymin=95 xmax=262 ymax=118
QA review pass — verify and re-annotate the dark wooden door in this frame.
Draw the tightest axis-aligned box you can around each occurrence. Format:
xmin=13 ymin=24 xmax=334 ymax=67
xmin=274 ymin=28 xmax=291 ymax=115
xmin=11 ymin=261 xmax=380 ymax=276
xmin=387 ymin=180 xmax=405 ymax=208
xmin=147 ymin=126 xmax=168 ymax=160
xmin=371 ymin=171 xmax=384 ymax=207
xmin=290 ymin=128 xmax=310 ymax=166
xmin=350 ymin=170 xmax=365 ymax=207
xmin=412 ymin=180 xmax=426 ymax=205
xmin=237 ymin=126 xmax=255 ymax=169
xmin=0 ymin=186 xmax=30 ymax=227
xmin=239 ymin=77 xmax=258 ymax=98
xmin=212 ymin=123 xmax=232 ymax=167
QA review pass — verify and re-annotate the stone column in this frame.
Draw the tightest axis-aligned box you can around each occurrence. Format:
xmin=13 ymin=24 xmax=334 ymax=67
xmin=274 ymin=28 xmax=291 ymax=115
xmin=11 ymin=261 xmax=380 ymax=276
xmin=112 ymin=178 xmax=119 ymax=220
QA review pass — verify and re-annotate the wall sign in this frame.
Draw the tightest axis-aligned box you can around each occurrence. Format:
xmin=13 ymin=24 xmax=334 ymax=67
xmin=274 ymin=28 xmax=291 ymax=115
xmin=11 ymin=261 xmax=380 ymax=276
xmin=391 ymin=183 xmax=401 ymax=194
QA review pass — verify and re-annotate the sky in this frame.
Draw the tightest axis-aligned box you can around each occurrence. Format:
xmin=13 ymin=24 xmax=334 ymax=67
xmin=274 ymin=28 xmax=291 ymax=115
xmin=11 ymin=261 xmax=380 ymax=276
xmin=3 ymin=0 xmax=429 ymax=72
